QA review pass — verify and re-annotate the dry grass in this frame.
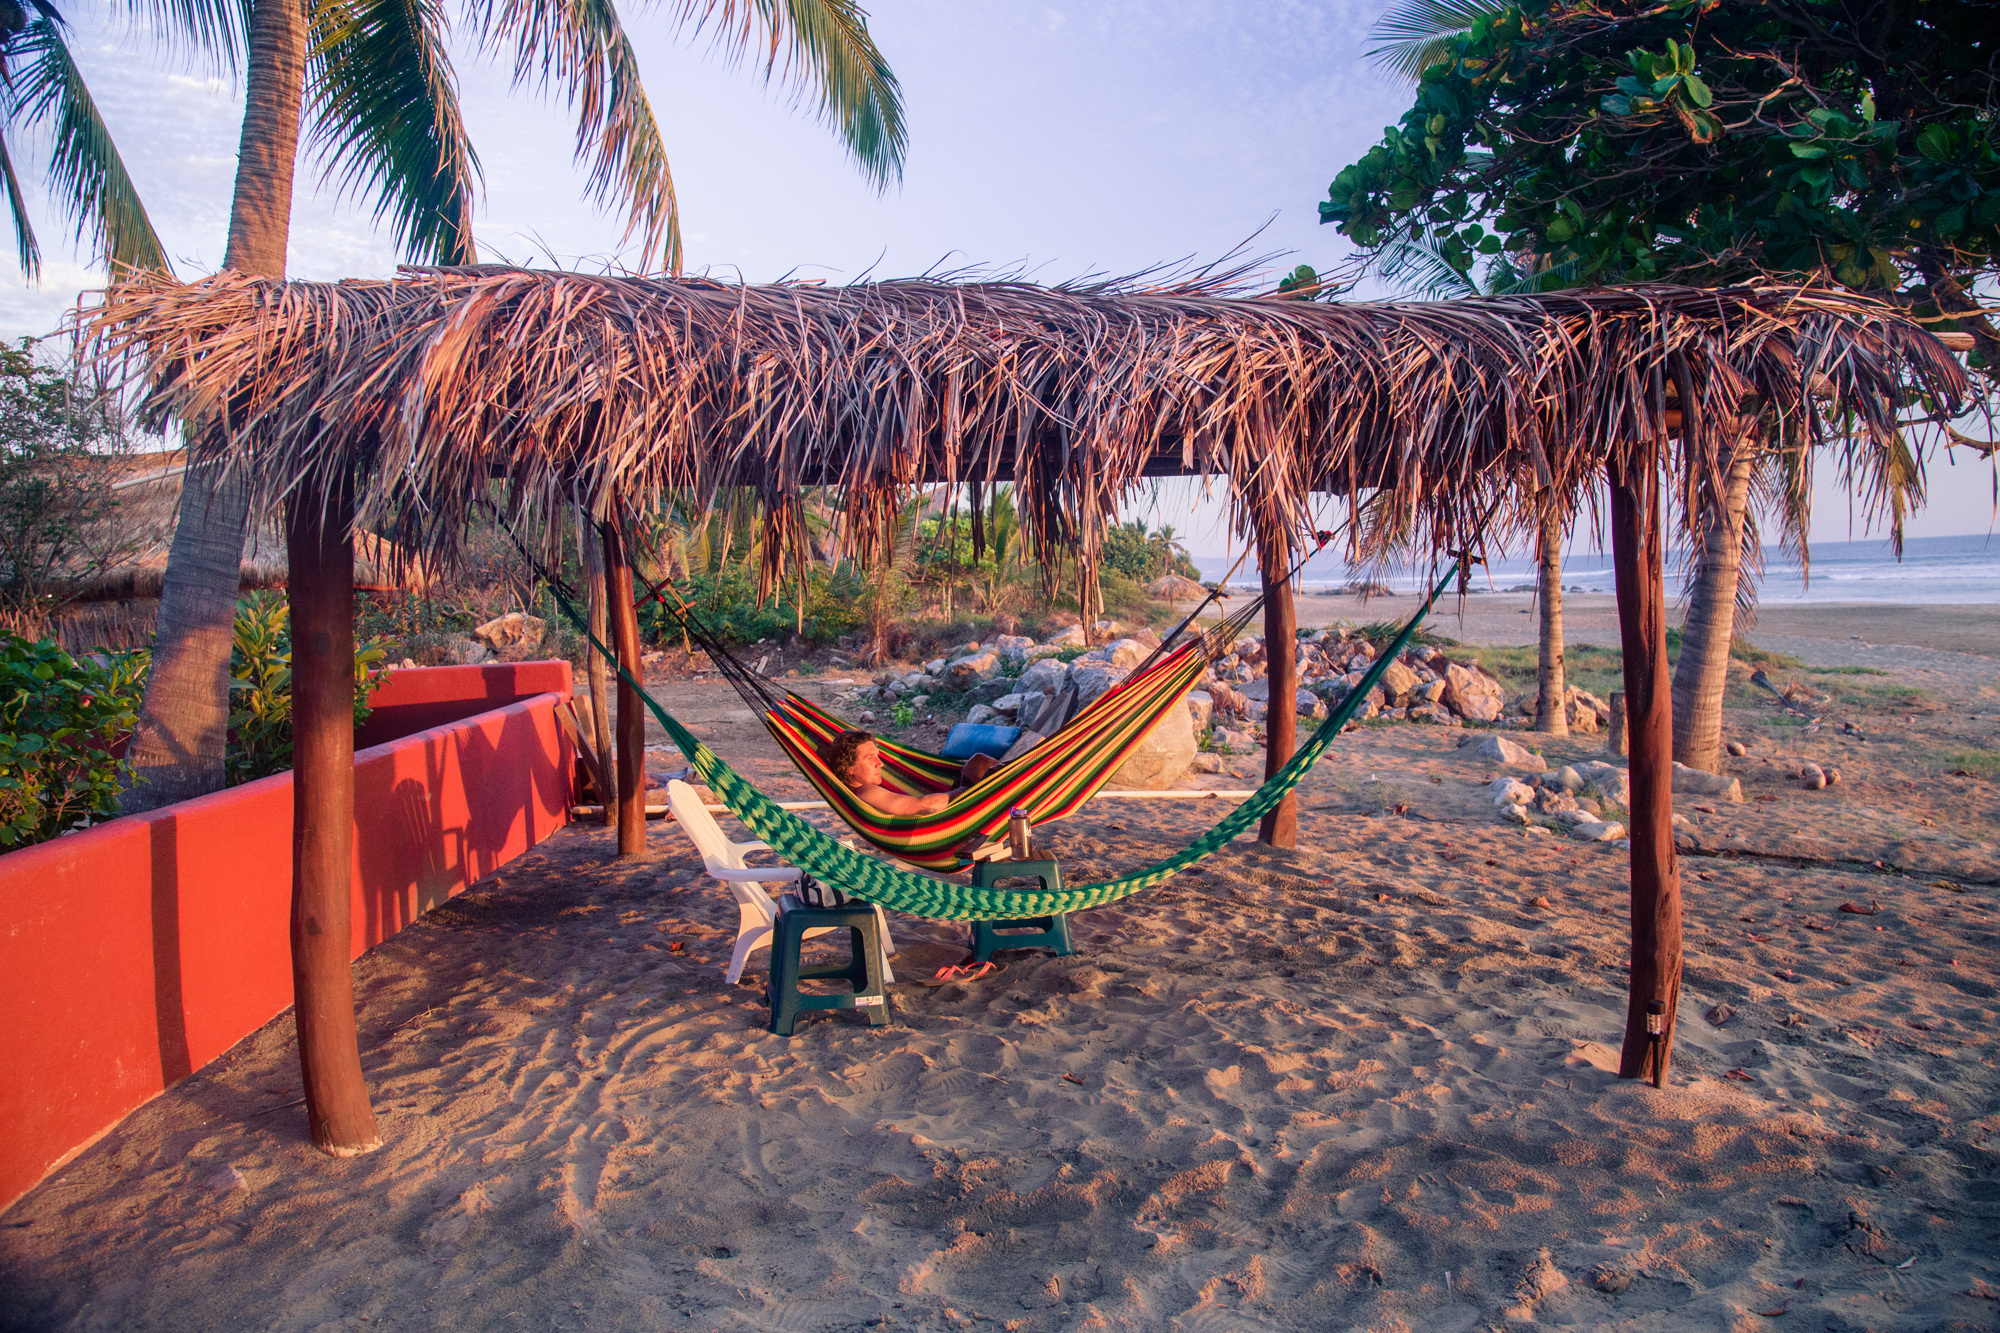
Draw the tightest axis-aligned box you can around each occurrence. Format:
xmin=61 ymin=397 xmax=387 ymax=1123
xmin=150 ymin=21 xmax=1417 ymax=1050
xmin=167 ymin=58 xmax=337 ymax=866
xmin=84 ymin=270 xmax=1966 ymax=606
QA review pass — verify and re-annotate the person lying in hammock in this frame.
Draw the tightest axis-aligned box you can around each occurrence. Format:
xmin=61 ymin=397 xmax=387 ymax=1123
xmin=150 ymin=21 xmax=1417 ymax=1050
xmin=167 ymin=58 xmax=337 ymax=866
xmin=820 ymin=729 xmax=999 ymax=815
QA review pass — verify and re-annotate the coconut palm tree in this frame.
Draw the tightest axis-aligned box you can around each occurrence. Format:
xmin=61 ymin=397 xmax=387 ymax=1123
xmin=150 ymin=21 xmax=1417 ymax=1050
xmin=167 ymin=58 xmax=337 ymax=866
xmin=121 ymin=0 xmax=908 ymax=813
xmin=2 ymin=0 xmax=171 ymax=278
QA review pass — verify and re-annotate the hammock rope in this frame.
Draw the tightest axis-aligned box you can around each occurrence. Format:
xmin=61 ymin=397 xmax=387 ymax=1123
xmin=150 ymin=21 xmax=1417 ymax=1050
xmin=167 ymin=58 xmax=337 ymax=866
xmin=538 ymin=559 xmax=1467 ymax=920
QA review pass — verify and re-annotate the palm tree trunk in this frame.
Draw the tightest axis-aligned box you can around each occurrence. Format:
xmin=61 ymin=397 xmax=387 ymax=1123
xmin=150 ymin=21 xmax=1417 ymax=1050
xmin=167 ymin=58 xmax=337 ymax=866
xmin=1534 ymin=508 xmax=1567 ymax=736
xmin=120 ymin=0 xmax=306 ymax=812
xmin=1670 ymin=447 xmax=1755 ymax=774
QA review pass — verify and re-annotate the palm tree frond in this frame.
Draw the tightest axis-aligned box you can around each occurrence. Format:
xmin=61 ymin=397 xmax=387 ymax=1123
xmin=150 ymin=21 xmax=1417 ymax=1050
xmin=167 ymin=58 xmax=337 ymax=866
xmin=8 ymin=16 xmax=171 ymax=274
xmin=1 ymin=125 xmax=45 ymax=276
xmin=1365 ymin=0 xmax=1511 ymax=81
xmin=307 ymin=0 xmax=481 ymax=265
xmin=478 ymin=0 xmax=679 ymax=272
xmin=1377 ymin=234 xmax=1478 ymax=299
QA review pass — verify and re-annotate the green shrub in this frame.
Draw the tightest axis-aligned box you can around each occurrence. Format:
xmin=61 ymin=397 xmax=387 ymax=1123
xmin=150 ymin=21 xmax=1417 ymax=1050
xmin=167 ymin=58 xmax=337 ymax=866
xmin=0 ymin=636 xmax=143 ymax=846
xmin=640 ymin=562 xmax=866 ymax=648
xmin=226 ymin=595 xmax=390 ymax=785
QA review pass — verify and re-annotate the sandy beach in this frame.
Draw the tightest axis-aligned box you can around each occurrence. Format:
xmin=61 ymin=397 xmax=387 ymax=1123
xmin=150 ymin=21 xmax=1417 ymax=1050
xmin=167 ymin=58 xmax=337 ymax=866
xmin=3 ymin=602 xmax=1996 ymax=1332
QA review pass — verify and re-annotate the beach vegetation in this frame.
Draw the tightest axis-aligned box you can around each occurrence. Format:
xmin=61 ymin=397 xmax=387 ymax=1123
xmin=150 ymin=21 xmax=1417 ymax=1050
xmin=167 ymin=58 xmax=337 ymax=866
xmin=224 ymin=594 xmax=390 ymax=785
xmin=0 ymin=633 xmax=141 ymax=846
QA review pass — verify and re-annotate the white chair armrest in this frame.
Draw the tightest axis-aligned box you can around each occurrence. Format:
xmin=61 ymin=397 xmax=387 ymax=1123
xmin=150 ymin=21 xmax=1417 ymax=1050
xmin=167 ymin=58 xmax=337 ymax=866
xmin=706 ymin=865 xmax=803 ymax=884
xmin=735 ymin=841 xmax=772 ymax=854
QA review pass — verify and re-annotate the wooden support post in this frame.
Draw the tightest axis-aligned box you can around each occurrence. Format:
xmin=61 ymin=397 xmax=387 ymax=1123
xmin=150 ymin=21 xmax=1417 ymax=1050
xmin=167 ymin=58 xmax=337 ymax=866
xmin=579 ymin=505 xmax=616 ymax=827
xmin=286 ymin=483 xmax=381 ymax=1155
xmin=1608 ymin=445 xmax=1683 ymax=1084
xmin=1255 ymin=521 xmax=1298 ymax=849
xmin=1607 ymin=691 xmax=1629 ymax=756
xmin=600 ymin=510 xmax=648 ymax=858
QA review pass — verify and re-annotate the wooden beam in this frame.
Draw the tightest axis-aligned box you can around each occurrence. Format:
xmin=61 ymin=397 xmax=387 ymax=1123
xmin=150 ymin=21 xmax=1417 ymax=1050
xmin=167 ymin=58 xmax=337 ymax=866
xmin=600 ymin=509 xmax=649 ymax=858
xmin=1607 ymin=443 xmax=1684 ymax=1084
xmin=1255 ymin=521 xmax=1298 ymax=849
xmin=285 ymin=483 xmax=381 ymax=1154
xmin=579 ymin=505 xmax=616 ymax=827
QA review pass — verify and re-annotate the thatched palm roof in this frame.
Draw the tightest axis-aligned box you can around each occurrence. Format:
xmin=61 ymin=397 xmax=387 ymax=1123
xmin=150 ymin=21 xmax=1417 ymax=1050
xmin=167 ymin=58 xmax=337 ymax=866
xmin=88 ymin=267 xmax=1968 ymax=594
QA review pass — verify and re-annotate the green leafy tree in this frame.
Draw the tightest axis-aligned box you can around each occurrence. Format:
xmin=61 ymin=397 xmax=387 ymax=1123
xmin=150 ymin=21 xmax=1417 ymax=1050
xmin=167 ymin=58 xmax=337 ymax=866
xmin=0 ymin=633 xmax=142 ymax=845
xmin=1321 ymin=0 xmax=1995 ymax=770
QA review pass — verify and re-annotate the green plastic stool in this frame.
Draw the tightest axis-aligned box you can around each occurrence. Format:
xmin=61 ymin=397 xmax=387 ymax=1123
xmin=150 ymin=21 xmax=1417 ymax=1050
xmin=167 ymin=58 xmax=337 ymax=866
xmin=969 ymin=859 xmax=1075 ymax=961
xmin=766 ymin=894 xmax=892 ymax=1036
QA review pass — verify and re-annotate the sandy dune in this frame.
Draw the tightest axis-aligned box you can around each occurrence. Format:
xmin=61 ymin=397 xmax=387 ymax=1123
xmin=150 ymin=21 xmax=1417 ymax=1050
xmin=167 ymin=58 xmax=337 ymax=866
xmin=3 ymin=619 xmax=1997 ymax=1333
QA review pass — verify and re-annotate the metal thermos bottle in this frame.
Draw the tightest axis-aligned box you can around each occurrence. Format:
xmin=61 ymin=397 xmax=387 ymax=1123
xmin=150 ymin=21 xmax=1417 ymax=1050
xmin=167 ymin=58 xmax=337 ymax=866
xmin=1007 ymin=806 xmax=1030 ymax=860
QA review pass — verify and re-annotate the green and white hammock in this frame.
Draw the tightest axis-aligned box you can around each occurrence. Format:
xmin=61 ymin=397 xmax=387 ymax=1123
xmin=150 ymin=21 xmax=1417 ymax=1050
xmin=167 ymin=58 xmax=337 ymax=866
xmin=559 ymin=561 xmax=1463 ymax=921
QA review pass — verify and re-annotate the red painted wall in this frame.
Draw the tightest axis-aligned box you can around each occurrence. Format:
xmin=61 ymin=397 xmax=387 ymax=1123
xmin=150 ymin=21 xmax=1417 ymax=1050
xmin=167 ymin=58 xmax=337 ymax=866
xmin=0 ymin=670 xmax=574 ymax=1215
xmin=354 ymin=660 xmax=574 ymax=750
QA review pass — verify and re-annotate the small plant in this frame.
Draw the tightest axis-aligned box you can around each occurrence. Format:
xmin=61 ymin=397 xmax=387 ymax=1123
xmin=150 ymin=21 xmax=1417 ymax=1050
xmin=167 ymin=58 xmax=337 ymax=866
xmin=0 ymin=635 xmax=143 ymax=846
xmin=891 ymin=700 xmax=916 ymax=728
xmin=227 ymin=595 xmax=392 ymax=785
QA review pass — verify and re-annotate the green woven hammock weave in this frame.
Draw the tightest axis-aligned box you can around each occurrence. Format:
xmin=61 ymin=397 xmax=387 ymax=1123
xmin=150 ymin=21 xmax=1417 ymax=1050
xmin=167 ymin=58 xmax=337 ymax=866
xmin=557 ymin=562 xmax=1463 ymax=921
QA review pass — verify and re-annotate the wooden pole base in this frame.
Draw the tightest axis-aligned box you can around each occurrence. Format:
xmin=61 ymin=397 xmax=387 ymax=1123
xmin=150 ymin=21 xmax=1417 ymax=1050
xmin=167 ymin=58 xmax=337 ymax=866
xmin=287 ymin=485 xmax=381 ymax=1154
xmin=1608 ymin=446 xmax=1684 ymax=1085
xmin=1255 ymin=521 xmax=1298 ymax=849
xmin=601 ymin=509 xmax=649 ymax=858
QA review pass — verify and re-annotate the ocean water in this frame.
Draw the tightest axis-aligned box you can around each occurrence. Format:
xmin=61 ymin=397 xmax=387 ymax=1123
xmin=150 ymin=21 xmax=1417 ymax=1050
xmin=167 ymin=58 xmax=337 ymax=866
xmin=1193 ymin=532 xmax=2000 ymax=606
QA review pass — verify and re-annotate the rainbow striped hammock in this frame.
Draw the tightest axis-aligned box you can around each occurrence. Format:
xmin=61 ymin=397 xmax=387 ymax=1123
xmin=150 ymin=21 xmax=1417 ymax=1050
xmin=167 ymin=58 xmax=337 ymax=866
xmin=567 ymin=563 xmax=1462 ymax=920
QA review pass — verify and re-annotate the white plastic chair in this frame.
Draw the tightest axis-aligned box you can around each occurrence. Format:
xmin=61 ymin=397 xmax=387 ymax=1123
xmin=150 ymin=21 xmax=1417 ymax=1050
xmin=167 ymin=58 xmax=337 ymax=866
xmin=664 ymin=780 xmax=895 ymax=984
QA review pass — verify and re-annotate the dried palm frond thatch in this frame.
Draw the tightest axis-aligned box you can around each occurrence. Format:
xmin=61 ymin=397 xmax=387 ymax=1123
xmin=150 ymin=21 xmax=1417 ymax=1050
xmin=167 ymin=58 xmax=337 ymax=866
xmin=84 ymin=267 xmax=1968 ymax=608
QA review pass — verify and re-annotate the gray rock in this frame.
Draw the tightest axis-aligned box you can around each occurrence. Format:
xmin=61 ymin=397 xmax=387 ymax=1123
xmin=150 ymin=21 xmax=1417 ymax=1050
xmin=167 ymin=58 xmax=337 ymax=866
xmin=1093 ymin=619 xmax=1125 ymax=638
xmin=887 ymin=679 xmax=910 ymax=696
xmin=1092 ymin=637 xmax=1148 ymax=669
xmin=1018 ymin=656 xmax=1069 ymax=696
xmin=1420 ymin=679 xmax=1448 ymax=705
xmin=1408 ymin=702 xmax=1452 ymax=724
xmin=1237 ymin=676 xmax=1271 ymax=702
xmin=1379 ymin=660 xmax=1420 ymax=704
xmin=1569 ymin=760 xmax=1631 ymax=807
xmin=1726 ymin=740 xmax=1749 ymax=757
xmin=1185 ymin=690 xmax=1214 ymax=732
xmin=1297 ymin=690 xmax=1329 ymax=721
xmin=1106 ymin=692 xmax=1197 ymax=789
xmin=1443 ymin=662 xmax=1507 ymax=723
xmin=1489 ymin=778 xmax=1534 ymax=806
xmin=1068 ymin=664 xmax=1130 ymax=709
xmin=1556 ymin=765 xmax=1584 ymax=793
xmin=1215 ymin=727 xmax=1257 ymax=750
xmin=1465 ymin=733 xmax=1548 ymax=771
xmin=445 ymin=635 xmax=492 ymax=665
xmin=472 ymin=611 xmax=547 ymax=652
xmin=1800 ymin=762 xmax=1827 ymax=790
xmin=1501 ymin=803 xmax=1530 ymax=824
xmin=1349 ymin=698 xmax=1379 ymax=723
xmin=1672 ymin=761 xmax=1743 ymax=802
xmin=944 ymin=650 xmax=1002 ymax=691
xmin=1022 ymin=644 xmax=1065 ymax=664
xmin=968 ymin=677 xmax=1017 ymax=705
xmin=1042 ymin=624 xmax=1087 ymax=649
xmin=994 ymin=634 xmax=1035 ymax=660
xmin=990 ymin=693 xmax=1027 ymax=718
xmin=925 ymin=657 xmax=947 ymax=675
xmin=1570 ymin=820 xmax=1626 ymax=842
xmin=1129 ymin=626 xmax=1163 ymax=649
xmin=964 ymin=704 xmax=997 ymax=726
xmin=1188 ymin=751 xmax=1224 ymax=774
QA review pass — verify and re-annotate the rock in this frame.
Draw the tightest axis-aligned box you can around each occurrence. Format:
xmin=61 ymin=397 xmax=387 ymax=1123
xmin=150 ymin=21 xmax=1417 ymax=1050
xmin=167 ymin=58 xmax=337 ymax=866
xmin=1349 ymin=698 xmax=1379 ymax=723
xmin=1215 ymin=727 xmax=1256 ymax=750
xmin=206 ymin=1164 xmax=247 ymax=1195
xmin=925 ymin=657 xmax=947 ymax=675
xmin=856 ymin=710 xmax=876 ymax=725
xmin=1021 ymin=644 xmax=1064 ymax=664
xmin=1185 ymin=690 xmax=1214 ymax=732
xmin=965 ymin=704 xmax=997 ymax=726
xmin=1569 ymin=760 xmax=1630 ymax=807
xmin=1824 ymin=767 xmax=1841 ymax=787
xmin=944 ymin=650 xmax=1002 ymax=691
xmin=1068 ymin=664 xmax=1130 ymax=710
xmin=1556 ymin=765 xmax=1584 ymax=792
xmin=1129 ymin=626 xmax=1163 ymax=649
xmin=1420 ymin=679 xmax=1448 ymax=705
xmin=1409 ymin=702 xmax=1454 ymax=725
xmin=999 ymin=729 xmax=1046 ymax=762
xmin=990 ymin=693 xmax=1027 ymax=718
xmin=1237 ymin=677 xmax=1271 ymax=702
xmin=1017 ymin=657 xmax=1069 ymax=696
xmin=1801 ymin=762 xmax=1827 ymax=790
xmin=472 ymin=611 xmax=547 ymax=652
xmin=887 ymin=679 xmax=910 ymax=696
xmin=1501 ymin=803 xmax=1530 ymax=824
xmin=1043 ymin=624 xmax=1087 ymax=649
xmin=1577 ymin=796 xmax=1602 ymax=815
xmin=1536 ymin=788 xmax=1580 ymax=816
xmin=1672 ymin=761 xmax=1743 ymax=802
xmin=1489 ymin=778 xmax=1534 ymax=806
xmin=1188 ymin=751 xmax=1224 ymax=774
xmin=1442 ymin=662 xmax=1507 ymax=722
xmin=1084 ymin=638 xmax=1148 ymax=670
xmin=1107 ymin=698 xmax=1197 ymax=789
xmin=1571 ymin=820 xmax=1626 ymax=842
xmin=1465 ymin=733 xmax=1548 ymax=771
xmin=993 ymin=634 xmax=1035 ymax=660
xmin=1296 ymin=690 xmax=1329 ymax=722
xmin=444 ymin=635 xmax=491 ymax=665
xmin=968 ymin=677 xmax=1016 ymax=705
xmin=1379 ymin=660 xmax=1420 ymax=705
xmin=1704 ymin=1003 xmax=1734 ymax=1027
xmin=1726 ymin=740 xmax=1749 ymax=757
xmin=1094 ymin=619 xmax=1125 ymax=637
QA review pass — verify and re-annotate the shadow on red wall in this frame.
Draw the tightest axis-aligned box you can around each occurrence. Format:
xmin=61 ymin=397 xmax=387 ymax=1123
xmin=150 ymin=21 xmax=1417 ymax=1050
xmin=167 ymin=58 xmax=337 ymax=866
xmin=0 ymin=663 xmax=573 ymax=1216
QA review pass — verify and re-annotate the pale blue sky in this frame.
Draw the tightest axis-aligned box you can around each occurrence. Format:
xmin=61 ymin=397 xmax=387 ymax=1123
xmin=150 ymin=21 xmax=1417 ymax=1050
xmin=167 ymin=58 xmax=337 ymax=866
xmin=5 ymin=0 xmax=1995 ymax=552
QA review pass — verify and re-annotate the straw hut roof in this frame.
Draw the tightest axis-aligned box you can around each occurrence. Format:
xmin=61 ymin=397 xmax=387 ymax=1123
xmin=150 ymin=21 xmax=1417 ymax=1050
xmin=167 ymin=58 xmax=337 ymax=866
xmin=88 ymin=267 xmax=1967 ymax=587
